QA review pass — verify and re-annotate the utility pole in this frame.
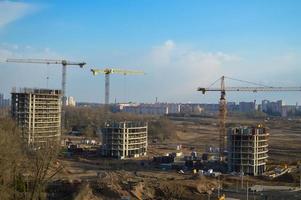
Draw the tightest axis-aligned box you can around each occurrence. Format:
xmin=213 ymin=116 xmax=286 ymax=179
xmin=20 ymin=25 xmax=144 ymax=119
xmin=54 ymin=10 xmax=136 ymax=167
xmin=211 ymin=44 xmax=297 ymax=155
xmin=218 ymin=175 xmax=220 ymax=198
xmin=299 ymin=164 xmax=301 ymax=189
xmin=241 ymin=171 xmax=244 ymax=189
xmin=246 ymin=178 xmax=249 ymax=200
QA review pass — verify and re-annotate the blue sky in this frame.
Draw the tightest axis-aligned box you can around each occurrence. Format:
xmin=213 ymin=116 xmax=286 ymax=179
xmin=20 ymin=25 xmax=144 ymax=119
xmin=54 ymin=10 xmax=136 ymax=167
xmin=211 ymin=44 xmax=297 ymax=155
xmin=0 ymin=0 xmax=301 ymax=104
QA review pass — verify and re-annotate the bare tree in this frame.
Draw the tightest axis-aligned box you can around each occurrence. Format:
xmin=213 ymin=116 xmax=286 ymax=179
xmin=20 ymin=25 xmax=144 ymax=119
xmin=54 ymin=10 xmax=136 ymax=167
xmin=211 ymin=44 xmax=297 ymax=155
xmin=0 ymin=118 xmax=26 ymax=199
xmin=0 ymin=118 xmax=62 ymax=200
xmin=26 ymin=143 xmax=62 ymax=200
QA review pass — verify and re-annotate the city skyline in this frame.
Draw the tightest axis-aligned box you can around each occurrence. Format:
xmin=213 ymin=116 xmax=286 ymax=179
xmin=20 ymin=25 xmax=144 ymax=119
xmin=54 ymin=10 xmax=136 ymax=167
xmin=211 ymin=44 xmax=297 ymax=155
xmin=0 ymin=0 xmax=301 ymax=104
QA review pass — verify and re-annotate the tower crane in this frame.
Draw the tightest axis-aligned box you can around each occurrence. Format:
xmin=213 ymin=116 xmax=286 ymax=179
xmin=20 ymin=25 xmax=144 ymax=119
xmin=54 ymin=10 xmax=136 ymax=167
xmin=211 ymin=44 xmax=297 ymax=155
xmin=6 ymin=58 xmax=86 ymax=107
xmin=91 ymin=68 xmax=145 ymax=105
xmin=197 ymin=76 xmax=301 ymax=161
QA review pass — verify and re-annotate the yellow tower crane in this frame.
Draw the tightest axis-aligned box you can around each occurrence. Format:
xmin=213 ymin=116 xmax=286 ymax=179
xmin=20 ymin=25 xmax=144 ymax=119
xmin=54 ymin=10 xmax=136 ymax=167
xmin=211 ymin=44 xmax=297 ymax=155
xmin=197 ymin=76 xmax=301 ymax=161
xmin=91 ymin=68 xmax=145 ymax=105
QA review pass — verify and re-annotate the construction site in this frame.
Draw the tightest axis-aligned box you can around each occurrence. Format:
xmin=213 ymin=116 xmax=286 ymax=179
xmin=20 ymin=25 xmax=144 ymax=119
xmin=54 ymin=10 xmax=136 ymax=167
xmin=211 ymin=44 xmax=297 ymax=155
xmin=101 ymin=121 xmax=148 ymax=159
xmin=1 ymin=2 xmax=301 ymax=199
xmin=227 ymin=125 xmax=269 ymax=176
xmin=0 ymin=60 xmax=300 ymax=200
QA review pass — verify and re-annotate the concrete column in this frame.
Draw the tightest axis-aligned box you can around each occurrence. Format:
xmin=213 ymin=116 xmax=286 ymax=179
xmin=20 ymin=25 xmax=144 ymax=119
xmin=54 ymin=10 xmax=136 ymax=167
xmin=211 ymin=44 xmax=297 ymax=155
xmin=28 ymin=94 xmax=32 ymax=145
xmin=32 ymin=94 xmax=36 ymax=144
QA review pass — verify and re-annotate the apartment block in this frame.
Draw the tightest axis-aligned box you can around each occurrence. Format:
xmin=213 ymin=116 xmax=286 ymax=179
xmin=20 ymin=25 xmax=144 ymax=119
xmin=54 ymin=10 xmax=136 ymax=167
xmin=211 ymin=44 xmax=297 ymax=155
xmin=101 ymin=121 xmax=148 ymax=159
xmin=11 ymin=88 xmax=62 ymax=146
xmin=239 ymin=101 xmax=256 ymax=112
xmin=227 ymin=125 xmax=269 ymax=176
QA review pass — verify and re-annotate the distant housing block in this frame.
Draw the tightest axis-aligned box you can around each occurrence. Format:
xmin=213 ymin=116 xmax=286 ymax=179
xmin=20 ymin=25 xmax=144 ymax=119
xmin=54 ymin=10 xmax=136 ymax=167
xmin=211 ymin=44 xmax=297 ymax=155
xmin=0 ymin=93 xmax=10 ymax=108
xmin=227 ymin=125 xmax=269 ymax=176
xmin=101 ymin=121 xmax=148 ymax=159
xmin=11 ymin=88 xmax=61 ymax=146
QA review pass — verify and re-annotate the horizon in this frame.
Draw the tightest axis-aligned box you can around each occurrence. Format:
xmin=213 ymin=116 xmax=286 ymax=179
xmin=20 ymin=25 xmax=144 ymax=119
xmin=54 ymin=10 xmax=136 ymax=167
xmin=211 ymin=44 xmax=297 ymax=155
xmin=1 ymin=0 xmax=301 ymax=104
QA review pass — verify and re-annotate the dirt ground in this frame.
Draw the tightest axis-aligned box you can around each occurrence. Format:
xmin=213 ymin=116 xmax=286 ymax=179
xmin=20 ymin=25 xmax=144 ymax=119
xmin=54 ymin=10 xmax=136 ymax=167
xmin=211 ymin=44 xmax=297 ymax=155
xmin=52 ymin=116 xmax=301 ymax=200
xmin=165 ymin=116 xmax=301 ymax=163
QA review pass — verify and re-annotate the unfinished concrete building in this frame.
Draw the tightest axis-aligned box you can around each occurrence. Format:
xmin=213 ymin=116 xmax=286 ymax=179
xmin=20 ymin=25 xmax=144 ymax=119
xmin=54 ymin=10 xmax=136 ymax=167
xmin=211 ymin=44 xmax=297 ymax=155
xmin=11 ymin=88 xmax=61 ymax=146
xmin=227 ymin=125 xmax=269 ymax=176
xmin=101 ymin=121 xmax=148 ymax=159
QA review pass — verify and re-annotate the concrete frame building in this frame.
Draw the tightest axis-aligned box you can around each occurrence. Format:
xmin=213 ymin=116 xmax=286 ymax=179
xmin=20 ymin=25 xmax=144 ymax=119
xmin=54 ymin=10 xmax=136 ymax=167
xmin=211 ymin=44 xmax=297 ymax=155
xmin=11 ymin=88 xmax=62 ymax=146
xmin=227 ymin=125 xmax=269 ymax=176
xmin=101 ymin=121 xmax=148 ymax=159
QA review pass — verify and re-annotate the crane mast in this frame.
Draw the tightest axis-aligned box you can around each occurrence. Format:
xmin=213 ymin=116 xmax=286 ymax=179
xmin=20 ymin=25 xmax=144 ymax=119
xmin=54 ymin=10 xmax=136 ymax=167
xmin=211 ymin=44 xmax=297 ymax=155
xmin=219 ymin=76 xmax=227 ymax=160
xmin=91 ymin=68 xmax=144 ymax=106
xmin=6 ymin=58 xmax=86 ymax=129
xmin=6 ymin=58 xmax=86 ymax=107
xmin=198 ymin=76 xmax=301 ymax=161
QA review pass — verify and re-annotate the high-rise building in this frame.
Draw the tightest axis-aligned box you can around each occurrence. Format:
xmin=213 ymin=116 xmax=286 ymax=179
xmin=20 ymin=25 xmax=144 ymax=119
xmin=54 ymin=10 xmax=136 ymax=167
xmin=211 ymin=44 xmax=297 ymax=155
xmin=11 ymin=88 xmax=62 ymax=146
xmin=227 ymin=125 xmax=269 ymax=176
xmin=101 ymin=121 xmax=148 ymax=159
xmin=66 ymin=96 xmax=76 ymax=107
xmin=261 ymin=100 xmax=283 ymax=115
xmin=239 ymin=101 xmax=256 ymax=112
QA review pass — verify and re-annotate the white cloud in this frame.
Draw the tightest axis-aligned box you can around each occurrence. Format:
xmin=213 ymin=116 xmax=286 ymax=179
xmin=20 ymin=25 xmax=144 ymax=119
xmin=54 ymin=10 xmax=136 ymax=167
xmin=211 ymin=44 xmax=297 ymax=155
xmin=0 ymin=1 xmax=35 ymax=28
xmin=146 ymin=40 xmax=241 ymax=99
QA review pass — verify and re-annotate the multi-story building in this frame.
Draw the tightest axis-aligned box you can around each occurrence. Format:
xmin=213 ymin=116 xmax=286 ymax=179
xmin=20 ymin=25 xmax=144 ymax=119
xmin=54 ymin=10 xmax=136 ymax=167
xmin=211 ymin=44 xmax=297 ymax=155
xmin=101 ymin=121 xmax=148 ymax=159
xmin=0 ymin=93 xmax=10 ymax=108
xmin=179 ymin=103 xmax=203 ymax=114
xmin=11 ymin=88 xmax=61 ymax=146
xmin=261 ymin=100 xmax=283 ymax=116
xmin=239 ymin=101 xmax=256 ymax=112
xmin=66 ymin=96 xmax=76 ymax=107
xmin=117 ymin=103 xmax=181 ymax=116
xmin=227 ymin=125 xmax=269 ymax=176
xmin=281 ymin=105 xmax=297 ymax=117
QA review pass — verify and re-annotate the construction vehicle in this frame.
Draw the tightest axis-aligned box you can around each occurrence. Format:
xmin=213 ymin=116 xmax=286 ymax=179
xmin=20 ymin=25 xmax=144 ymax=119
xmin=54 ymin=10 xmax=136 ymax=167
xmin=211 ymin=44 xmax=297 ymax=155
xmin=91 ymin=68 xmax=144 ymax=105
xmin=218 ymin=194 xmax=226 ymax=200
xmin=198 ymin=76 xmax=301 ymax=161
xmin=6 ymin=58 xmax=86 ymax=107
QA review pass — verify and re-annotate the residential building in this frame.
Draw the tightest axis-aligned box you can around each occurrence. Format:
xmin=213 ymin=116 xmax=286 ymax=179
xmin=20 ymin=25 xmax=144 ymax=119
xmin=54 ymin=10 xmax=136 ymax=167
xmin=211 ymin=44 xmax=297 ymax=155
xmin=66 ymin=96 xmax=76 ymax=107
xmin=261 ymin=100 xmax=283 ymax=116
xmin=227 ymin=125 xmax=269 ymax=176
xmin=11 ymin=88 xmax=62 ymax=146
xmin=116 ymin=103 xmax=181 ymax=115
xmin=239 ymin=101 xmax=256 ymax=112
xmin=101 ymin=121 xmax=148 ymax=159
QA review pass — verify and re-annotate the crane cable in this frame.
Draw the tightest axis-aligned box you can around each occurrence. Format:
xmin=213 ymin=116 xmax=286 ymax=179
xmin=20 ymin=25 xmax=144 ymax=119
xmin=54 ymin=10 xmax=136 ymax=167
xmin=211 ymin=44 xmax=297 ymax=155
xmin=206 ymin=76 xmax=272 ymax=89
xmin=224 ymin=76 xmax=271 ymax=87
xmin=207 ymin=77 xmax=223 ymax=88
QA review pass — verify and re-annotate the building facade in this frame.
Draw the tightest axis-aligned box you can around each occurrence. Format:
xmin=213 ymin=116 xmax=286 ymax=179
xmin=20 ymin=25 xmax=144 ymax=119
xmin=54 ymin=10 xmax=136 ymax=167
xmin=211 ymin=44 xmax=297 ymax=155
xmin=239 ymin=101 xmax=256 ymax=113
xmin=101 ymin=121 xmax=148 ymax=159
xmin=66 ymin=96 xmax=76 ymax=107
xmin=227 ymin=125 xmax=269 ymax=176
xmin=261 ymin=100 xmax=283 ymax=116
xmin=11 ymin=88 xmax=61 ymax=145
